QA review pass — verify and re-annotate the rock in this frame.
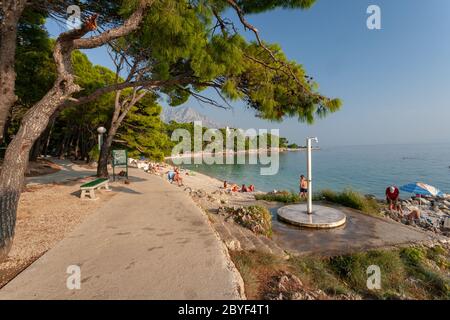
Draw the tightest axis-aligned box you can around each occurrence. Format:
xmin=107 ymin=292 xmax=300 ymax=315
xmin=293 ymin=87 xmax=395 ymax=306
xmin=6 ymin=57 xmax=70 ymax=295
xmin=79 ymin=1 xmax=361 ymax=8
xmin=263 ymin=271 xmax=324 ymax=300
xmin=225 ymin=239 xmax=241 ymax=251
xmin=336 ymin=293 xmax=362 ymax=300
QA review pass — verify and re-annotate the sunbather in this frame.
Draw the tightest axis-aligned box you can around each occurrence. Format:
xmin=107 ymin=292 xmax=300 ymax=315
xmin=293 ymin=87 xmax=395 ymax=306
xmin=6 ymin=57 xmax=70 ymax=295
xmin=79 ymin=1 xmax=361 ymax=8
xmin=231 ymin=184 xmax=240 ymax=192
xmin=174 ymin=167 xmax=184 ymax=186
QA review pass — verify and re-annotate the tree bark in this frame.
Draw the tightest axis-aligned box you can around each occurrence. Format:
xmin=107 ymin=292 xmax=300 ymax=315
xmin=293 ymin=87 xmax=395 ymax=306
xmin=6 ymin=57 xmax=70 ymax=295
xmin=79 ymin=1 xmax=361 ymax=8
xmin=30 ymin=135 xmax=42 ymax=162
xmin=97 ymin=130 xmax=116 ymax=178
xmin=42 ymin=117 xmax=56 ymax=157
xmin=0 ymin=0 xmax=27 ymax=144
xmin=0 ymin=79 xmax=78 ymax=260
xmin=0 ymin=1 xmax=150 ymax=261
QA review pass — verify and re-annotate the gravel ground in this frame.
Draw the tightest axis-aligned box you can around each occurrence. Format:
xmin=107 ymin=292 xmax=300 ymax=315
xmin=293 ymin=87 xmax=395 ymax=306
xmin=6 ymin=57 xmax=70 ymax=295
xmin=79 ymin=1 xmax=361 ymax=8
xmin=0 ymin=179 xmax=116 ymax=288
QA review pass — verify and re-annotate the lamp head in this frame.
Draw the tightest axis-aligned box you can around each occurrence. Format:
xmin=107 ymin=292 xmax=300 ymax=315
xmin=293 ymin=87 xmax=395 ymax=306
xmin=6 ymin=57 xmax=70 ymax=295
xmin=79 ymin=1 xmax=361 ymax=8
xmin=97 ymin=126 xmax=107 ymax=134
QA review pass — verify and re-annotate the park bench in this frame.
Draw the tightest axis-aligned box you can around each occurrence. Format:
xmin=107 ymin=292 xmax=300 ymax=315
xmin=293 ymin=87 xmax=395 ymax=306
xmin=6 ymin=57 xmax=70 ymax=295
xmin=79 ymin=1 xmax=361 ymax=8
xmin=80 ymin=178 xmax=111 ymax=200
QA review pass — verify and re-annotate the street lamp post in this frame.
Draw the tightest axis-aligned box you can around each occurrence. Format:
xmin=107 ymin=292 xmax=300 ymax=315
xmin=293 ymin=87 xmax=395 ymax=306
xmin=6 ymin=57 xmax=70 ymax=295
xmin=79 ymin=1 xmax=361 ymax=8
xmin=97 ymin=126 xmax=107 ymax=152
xmin=306 ymin=137 xmax=318 ymax=214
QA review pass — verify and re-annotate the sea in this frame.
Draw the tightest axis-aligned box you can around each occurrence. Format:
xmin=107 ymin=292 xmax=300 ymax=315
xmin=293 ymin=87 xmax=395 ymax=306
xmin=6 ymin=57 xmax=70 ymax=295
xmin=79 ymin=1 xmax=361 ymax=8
xmin=180 ymin=143 xmax=450 ymax=198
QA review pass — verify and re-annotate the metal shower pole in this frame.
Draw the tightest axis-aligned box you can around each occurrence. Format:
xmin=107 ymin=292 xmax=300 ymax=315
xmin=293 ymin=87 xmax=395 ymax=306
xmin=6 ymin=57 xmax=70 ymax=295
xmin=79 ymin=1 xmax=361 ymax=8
xmin=306 ymin=137 xmax=318 ymax=214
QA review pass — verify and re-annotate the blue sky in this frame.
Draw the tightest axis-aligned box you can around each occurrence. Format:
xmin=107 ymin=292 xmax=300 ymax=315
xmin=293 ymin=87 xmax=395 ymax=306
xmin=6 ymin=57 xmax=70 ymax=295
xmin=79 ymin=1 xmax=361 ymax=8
xmin=46 ymin=0 xmax=450 ymax=146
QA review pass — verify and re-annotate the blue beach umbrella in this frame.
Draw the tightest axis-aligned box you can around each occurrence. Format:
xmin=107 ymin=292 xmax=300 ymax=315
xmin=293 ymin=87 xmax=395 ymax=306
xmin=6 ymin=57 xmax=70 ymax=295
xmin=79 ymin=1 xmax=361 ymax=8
xmin=399 ymin=182 xmax=444 ymax=197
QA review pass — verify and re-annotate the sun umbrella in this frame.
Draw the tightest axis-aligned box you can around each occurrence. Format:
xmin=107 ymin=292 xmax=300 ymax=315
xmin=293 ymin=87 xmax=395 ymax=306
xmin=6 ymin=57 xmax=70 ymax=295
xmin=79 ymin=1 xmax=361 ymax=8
xmin=399 ymin=182 xmax=444 ymax=197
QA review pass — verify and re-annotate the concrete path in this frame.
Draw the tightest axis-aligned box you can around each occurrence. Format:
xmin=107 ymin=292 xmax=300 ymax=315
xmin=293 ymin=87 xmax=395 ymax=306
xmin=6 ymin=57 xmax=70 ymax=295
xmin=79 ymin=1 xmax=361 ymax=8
xmin=26 ymin=158 xmax=96 ymax=185
xmin=0 ymin=169 xmax=243 ymax=299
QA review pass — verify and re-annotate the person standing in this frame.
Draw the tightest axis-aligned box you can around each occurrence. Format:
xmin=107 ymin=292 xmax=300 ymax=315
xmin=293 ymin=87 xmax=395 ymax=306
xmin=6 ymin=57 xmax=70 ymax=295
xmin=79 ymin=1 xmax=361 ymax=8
xmin=299 ymin=175 xmax=308 ymax=198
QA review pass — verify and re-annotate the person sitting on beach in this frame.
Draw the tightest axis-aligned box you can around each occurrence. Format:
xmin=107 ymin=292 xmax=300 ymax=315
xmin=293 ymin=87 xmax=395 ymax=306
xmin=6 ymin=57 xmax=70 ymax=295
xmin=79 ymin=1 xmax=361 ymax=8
xmin=385 ymin=186 xmax=400 ymax=211
xmin=406 ymin=209 xmax=420 ymax=222
xmin=223 ymin=180 xmax=228 ymax=189
xmin=231 ymin=184 xmax=240 ymax=192
xmin=248 ymin=184 xmax=255 ymax=192
xmin=167 ymin=170 xmax=176 ymax=183
xmin=174 ymin=167 xmax=184 ymax=186
xmin=299 ymin=175 xmax=308 ymax=198
xmin=241 ymin=184 xmax=248 ymax=192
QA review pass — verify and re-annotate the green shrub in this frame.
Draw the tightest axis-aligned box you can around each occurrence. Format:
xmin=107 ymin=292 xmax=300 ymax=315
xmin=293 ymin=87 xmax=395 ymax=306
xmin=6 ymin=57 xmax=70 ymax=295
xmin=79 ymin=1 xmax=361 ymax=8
xmin=317 ymin=189 xmax=339 ymax=202
xmin=255 ymin=190 xmax=302 ymax=203
xmin=88 ymin=147 xmax=100 ymax=162
xmin=400 ymin=247 xmax=450 ymax=298
xmin=328 ymin=250 xmax=406 ymax=298
xmin=317 ymin=188 xmax=381 ymax=216
xmin=426 ymin=246 xmax=449 ymax=270
xmin=257 ymin=188 xmax=381 ymax=215
xmin=400 ymin=247 xmax=426 ymax=266
xmin=291 ymin=255 xmax=349 ymax=296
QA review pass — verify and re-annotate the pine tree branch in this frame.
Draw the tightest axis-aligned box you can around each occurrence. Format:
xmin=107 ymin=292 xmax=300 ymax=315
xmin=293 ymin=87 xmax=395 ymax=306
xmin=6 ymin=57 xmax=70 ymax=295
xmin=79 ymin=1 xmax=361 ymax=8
xmin=226 ymin=0 xmax=327 ymax=102
xmin=72 ymin=1 xmax=153 ymax=50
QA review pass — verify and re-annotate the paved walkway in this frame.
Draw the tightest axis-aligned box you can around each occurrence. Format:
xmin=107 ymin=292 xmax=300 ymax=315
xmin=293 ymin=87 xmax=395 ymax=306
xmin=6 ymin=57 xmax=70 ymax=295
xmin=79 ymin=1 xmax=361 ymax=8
xmin=26 ymin=159 xmax=96 ymax=185
xmin=0 ymin=169 xmax=242 ymax=299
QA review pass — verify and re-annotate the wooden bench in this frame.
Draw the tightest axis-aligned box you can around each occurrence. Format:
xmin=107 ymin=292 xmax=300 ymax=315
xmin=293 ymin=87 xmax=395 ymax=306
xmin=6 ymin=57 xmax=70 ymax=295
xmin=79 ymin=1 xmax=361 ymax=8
xmin=80 ymin=178 xmax=111 ymax=200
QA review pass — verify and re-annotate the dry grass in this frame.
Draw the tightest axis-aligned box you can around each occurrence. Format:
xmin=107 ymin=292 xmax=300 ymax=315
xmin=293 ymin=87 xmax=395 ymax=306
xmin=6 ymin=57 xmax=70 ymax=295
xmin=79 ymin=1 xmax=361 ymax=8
xmin=230 ymin=245 xmax=450 ymax=300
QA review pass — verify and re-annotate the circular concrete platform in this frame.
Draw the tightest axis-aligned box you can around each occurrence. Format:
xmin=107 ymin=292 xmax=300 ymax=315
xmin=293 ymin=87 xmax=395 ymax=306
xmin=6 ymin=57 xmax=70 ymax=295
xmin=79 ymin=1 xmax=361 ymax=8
xmin=277 ymin=204 xmax=346 ymax=229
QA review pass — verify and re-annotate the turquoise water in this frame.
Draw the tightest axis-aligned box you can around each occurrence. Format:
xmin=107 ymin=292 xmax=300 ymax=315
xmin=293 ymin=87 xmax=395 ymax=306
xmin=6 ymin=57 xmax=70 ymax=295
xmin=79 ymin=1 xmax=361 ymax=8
xmin=181 ymin=143 xmax=450 ymax=198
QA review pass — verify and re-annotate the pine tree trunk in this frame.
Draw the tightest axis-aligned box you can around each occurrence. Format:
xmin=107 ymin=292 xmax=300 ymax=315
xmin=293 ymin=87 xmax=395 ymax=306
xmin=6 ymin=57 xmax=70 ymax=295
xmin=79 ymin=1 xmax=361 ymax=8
xmin=42 ymin=119 xmax=55 ymax=157
xmin=0 ymin=75 xmax=80 ymax=262
xmin=0 ymin=0 xmax=27 ymax=144
xmin=96 ymin=129 xmax=117 ymax=178
xmin=30 ymin=136 xmax=42 ymax=162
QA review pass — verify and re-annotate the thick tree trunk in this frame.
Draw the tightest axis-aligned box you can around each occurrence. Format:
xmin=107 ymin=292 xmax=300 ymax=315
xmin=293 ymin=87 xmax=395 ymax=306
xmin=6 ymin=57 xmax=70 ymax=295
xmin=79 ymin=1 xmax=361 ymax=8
xmin=0 ymin=77 xmax=79 ymax=260
xmin=0 ymin=0 xmax=27 ymax=144
xmin=30 ymin=135 xmax=42 ymax=162
xmin=42 ymin=118 xmax=55 ymax=157
xmin=96 ymin=129 xmax=117 ymax=178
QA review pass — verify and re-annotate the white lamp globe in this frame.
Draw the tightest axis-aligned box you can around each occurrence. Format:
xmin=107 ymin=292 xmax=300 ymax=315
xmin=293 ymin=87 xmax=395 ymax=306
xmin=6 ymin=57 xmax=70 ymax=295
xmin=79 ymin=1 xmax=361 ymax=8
xmin=97 ymin=126 xmax=107 ymax=134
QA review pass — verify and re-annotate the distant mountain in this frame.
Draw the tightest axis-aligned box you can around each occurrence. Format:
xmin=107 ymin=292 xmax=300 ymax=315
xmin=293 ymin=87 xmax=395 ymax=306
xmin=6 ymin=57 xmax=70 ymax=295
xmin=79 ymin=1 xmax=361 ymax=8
xmin=161 ymin=107 xmax=225 ymax=129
